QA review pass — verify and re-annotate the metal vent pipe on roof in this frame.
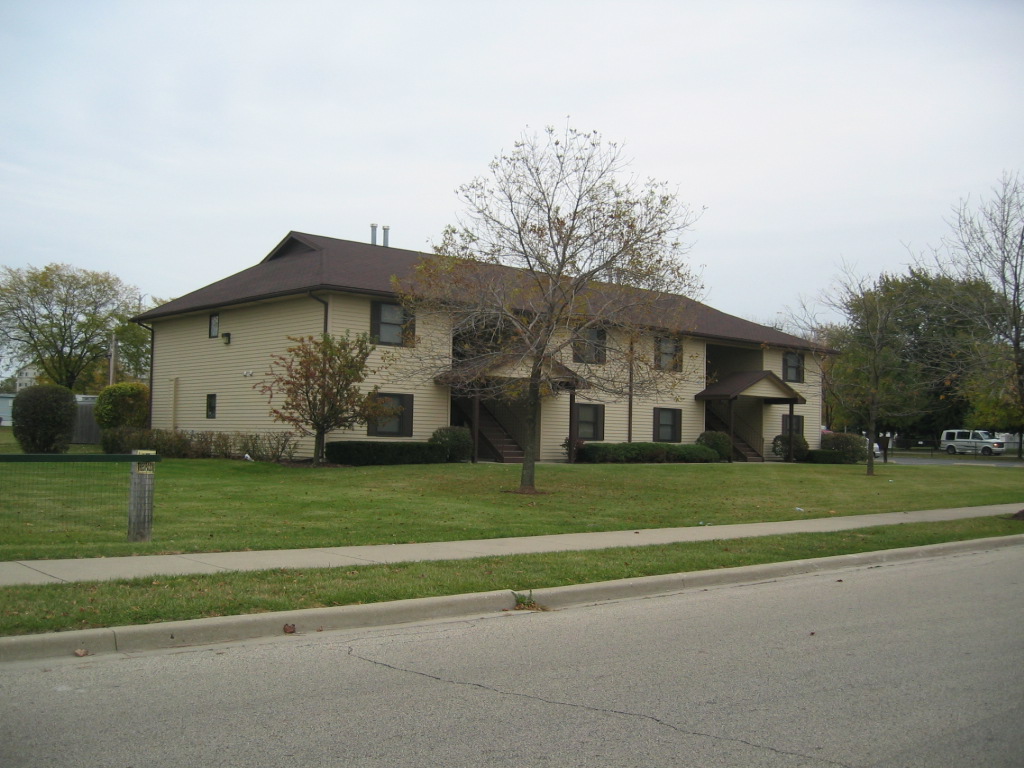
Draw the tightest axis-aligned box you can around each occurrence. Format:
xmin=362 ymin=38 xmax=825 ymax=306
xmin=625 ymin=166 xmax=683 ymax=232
xmin=371 ymin=223 xmax=378 ymax=245
xmin=382 ymin=225 xmax=389 ymax=247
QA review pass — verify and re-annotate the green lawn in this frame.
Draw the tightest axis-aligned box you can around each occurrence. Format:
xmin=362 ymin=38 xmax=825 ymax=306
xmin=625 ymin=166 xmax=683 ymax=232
xmin=3 ymin=426 xmax=1023 ymax=637
xmin=1 ymin=437 xmax=1022 ymax=559
xmin=1 ymin=515 xmax=1020 ymax=636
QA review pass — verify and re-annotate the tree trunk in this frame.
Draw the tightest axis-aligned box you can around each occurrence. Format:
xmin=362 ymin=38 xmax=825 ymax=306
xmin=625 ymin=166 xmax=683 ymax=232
xmin=517 ymin=378 xmax=542 ymax=492
xmin=313 ymin=430 xmax=326 ymax=467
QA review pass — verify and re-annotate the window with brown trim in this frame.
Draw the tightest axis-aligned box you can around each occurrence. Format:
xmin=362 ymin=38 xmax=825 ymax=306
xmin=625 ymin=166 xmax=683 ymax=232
xmin=653 ymin=407 xmax=682 ymax=442
xmin=371 ymin=301 xmax=414 ymax=347
xmin=367 ymin=393 xmax=414 ymax=437
xmin=573 ymin=327 xmax=607 ymax=364
xmin=655 ymin=336 xmax=682 ymax=372
xmin=782 ymin=351 xmax=805 ymax=383
xmin=208 ymin=313 xmax=220 ymax=339
xmin=206 ymin=394 xmax=217 ymax=419
xmin=782 ymin=414 xmax=804 ymax=436
xmin=575 ymin=403 xmax=605 ymax=441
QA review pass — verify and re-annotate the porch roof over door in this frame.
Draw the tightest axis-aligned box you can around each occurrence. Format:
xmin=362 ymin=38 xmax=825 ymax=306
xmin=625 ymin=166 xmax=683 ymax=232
xmin=695 ymin=370 xmax=806 ymax=405
xmin=434 ymin=354 xmax=589 ymax=393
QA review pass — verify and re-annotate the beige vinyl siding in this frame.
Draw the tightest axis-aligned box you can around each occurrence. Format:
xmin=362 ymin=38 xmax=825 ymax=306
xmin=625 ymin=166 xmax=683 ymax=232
xmin=763 ymin=348 xmax=822 ymax=449
xmin=327 ymin=294 xmax=450 ymax=442
xmin=150 ymin=293 xmax=451 ymax=457
xmin=151 ymin=298 xmax=324 ymax=436
xmin=149 ymin=287 xmax=824 ymax=461
xmin=537 ymin=335 xmax=707 ymax=461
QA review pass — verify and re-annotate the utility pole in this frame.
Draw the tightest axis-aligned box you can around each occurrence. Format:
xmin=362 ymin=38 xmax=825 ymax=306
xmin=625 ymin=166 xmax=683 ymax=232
xmin=108 ymin=332 xmax=118 ymax=385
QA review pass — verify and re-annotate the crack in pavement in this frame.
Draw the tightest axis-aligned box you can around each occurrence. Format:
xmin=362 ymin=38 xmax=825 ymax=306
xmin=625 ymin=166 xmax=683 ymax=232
xmin=345 ymin=643 xmax=856 ymax=768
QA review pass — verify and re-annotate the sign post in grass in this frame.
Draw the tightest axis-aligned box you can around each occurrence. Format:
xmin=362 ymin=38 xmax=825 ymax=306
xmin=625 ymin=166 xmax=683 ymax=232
xmin=128 ymin=450 xmax=155 ymax=542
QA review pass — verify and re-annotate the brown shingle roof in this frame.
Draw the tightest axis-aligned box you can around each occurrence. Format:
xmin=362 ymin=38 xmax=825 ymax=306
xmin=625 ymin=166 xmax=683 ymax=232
xmin=696 ymin=370 xmax=807 ymax=404
xmin=135 ymin=232 xmax=424 ymax=321
xmin=135 ymin=231 xmax=820 ymax=351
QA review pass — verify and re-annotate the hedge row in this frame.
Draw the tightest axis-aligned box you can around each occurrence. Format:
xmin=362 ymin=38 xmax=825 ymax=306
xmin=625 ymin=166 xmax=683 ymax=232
xmin=325 ymin=441 xmax=448 ymax=466
xmin=805 ymin=449 xmax=846 ymax=464
xmin=101 ymin=427 xmax=298 ymax=461
xmin=577 ymin=442 xmax=719 ymax=464
xmin=819 ymin=431 xmax=867 ymax=463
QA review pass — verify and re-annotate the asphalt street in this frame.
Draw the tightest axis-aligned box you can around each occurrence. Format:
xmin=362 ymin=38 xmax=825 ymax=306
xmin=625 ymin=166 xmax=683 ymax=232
xmin=2 ymin=544 xmax=1022 ymax=767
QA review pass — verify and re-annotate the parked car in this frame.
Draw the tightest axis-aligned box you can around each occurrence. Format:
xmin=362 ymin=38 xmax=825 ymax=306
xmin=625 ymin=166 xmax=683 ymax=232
xmin=938 ymin=429 xmax=1005 ymax=456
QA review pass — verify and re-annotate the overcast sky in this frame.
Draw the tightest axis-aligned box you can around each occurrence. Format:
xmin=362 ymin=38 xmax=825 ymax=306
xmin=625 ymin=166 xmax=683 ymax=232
xmin=2 ymin=0 xmax=1022 ymax=328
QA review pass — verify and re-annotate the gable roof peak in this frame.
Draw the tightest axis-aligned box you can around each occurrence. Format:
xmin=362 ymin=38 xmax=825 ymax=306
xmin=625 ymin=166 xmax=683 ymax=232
xmin=261 ymin=231 xmax=321 ymax=263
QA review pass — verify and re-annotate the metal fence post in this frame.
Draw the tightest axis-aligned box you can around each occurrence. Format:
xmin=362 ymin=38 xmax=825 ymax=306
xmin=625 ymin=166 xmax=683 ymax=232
xmin=128 ymin=450 xmax=155 ymax=542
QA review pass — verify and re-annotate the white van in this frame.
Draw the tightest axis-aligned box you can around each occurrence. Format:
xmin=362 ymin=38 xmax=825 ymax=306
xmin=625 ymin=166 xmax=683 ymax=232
xmin=939 ymin=429 xmax=1005 ymax=456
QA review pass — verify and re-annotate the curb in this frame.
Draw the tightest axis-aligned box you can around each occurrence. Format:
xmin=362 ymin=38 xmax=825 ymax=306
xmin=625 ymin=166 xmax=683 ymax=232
xmin=3 ymin=534 xmax=1023 ymax=663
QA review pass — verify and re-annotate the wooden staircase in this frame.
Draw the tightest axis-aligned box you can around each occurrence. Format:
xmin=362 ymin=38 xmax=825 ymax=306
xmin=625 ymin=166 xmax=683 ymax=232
xmin=705 ymin=411 xmax=764 ymax=462
xmin=452 ymin=399 xmax=525 ymax=463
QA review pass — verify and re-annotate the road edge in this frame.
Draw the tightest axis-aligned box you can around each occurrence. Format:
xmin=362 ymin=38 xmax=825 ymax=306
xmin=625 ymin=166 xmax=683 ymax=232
xmin=3 ymin=534 xmax=1023 ymax=663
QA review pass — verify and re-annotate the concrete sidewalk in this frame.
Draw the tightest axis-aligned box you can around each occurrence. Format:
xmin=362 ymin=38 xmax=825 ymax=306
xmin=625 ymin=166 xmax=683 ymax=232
xmin=2 ymin=503 xmax=1020 ymax=587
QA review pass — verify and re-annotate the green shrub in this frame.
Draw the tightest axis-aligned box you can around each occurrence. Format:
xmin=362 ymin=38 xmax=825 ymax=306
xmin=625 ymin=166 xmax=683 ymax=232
xmin=99 ymin=426 xmax=144 ymax=454
xmin=233 ymin=431 xmax=298 ymax=462
xmin=100 ymin=428 xmax=297 ymax=460
xmin=428 ymin=426 xmax=474 ymax=462
xmin=576 ymin=442 xmax=718 ymax=464
xmin=670 ymin=444 xmax=719 ymax=463
xmin=806 ymin=449 xmax=845 ymax=464
xmin=820 ymin=431 xmax=867 ymax=463
xmin=12 ymin=385 xmax=76 ymax=453
xmin=325 ymin=441 xmax=448 ymax=466
xmin=696 ymin=430 xmax=732 ymax=460
xmin=94 ymin=382 xmax=149 ymax=429
xmin=771 ymin=433 xmax=810 ymax=461
xmin=561 ymin=436 xmax=586 ymax=459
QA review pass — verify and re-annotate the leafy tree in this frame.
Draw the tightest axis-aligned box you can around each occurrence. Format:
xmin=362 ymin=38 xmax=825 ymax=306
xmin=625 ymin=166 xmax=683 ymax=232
xmin=256 ymin=333 xmax=399 ymax=465
xmin=50 ymin=295 xmax=165 ymax=392
xmin=0 ymin=264 xmax=144 ymax=392
xmin=399 ymin=125 xmax=702 ymax=492
xmin=872 ymin=269 xmax=994 ymax=440
xmin=960 ymin=354 xmax=1024 ymax=440
xmin=930 ymin=172 xmax=1024 ymax=455
xmin=95 ymin=382 xmax=150 ymax=429
xmin=818 ymin=270 xmax=931 ymax=475
xmin=12 ymin=384 xmax=76 ymax=453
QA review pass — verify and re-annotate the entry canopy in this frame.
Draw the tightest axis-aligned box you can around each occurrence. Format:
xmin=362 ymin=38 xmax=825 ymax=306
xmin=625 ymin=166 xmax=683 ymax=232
xmin=695 ymin=370 xmax=806 ymax=405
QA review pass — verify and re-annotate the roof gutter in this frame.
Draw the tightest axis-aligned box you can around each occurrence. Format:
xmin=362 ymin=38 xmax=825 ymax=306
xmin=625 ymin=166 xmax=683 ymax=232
xmin=308 ymin=292 xmax=329 ymax=334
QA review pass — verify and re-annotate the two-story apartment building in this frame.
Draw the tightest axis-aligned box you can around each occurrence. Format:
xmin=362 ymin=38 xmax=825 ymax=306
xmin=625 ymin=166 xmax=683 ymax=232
xmin=135 ymin=232 xmax=823 ymax=461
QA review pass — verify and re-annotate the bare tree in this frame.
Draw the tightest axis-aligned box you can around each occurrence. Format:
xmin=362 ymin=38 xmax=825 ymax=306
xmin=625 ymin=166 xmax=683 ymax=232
xmin=932 ymin=172 xmax=1024 ymax=447
xmin=398 ymin=125 xmax=702 ymax=492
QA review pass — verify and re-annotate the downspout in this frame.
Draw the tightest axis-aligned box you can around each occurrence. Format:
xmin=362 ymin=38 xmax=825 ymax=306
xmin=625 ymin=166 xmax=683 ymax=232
xmin=308 ymin=293 xmax=329 ymax=333
xmin=568 ymin=389 xmax=578 ymax=463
